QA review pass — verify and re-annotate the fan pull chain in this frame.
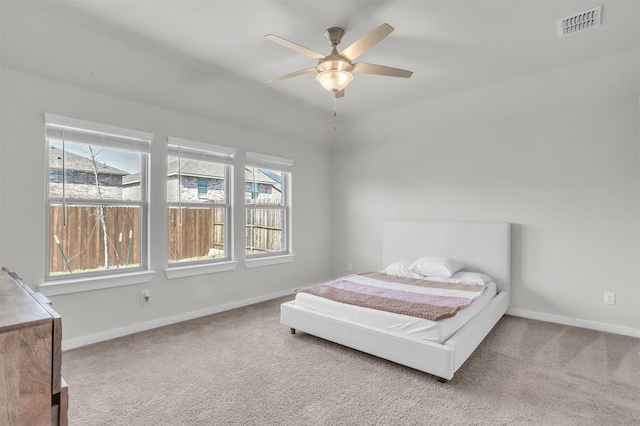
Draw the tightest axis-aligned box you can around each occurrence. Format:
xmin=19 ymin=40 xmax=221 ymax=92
xmin=333 ymin=96 xmax=337 ymax=131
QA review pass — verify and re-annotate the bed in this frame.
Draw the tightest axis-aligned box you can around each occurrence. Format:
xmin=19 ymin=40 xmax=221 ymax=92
xmin=280 ymin=221 xmax=511 ymax=381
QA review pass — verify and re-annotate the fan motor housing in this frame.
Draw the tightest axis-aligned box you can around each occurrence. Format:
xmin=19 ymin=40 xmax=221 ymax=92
xmin=325 ymin=27 xmax=345 ymax=46
xmin=318 ymin=28 xmax=352 ymax=73
xmin=317 ymin=59 xmax=353 ymax=73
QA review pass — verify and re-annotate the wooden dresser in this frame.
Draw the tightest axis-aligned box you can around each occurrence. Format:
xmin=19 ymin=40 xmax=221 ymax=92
xmin=0 ymin=268 xmax=68 ymax=426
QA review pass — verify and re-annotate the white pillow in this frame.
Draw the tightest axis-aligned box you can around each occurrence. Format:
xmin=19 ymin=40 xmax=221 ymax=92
xmin=451 ymin=271 xmax=493 ymax=285
xmin=409 ymin=257 xmax=464 ymax=278
xmin=384 ymin=261 xmax=423 ymax=279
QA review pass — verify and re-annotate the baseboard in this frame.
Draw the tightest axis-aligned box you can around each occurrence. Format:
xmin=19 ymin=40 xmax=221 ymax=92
xmin=62 ymin=288 xmax=297 ymax=351
xmin=507 ymin=308 xmax=640 ymax=338
xmin=63 ymin=295 xmax=639 ymax=350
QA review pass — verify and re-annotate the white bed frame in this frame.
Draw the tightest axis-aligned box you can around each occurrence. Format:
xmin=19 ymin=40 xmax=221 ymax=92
xmin=281 ymin=221 xmax=511 ymax=381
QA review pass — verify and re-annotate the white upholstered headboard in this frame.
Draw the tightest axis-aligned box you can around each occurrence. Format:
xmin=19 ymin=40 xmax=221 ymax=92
xmin=383 ymin=222 xmax=511 ymax=293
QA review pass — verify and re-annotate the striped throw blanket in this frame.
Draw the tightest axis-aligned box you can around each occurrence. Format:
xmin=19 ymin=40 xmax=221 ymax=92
xmin=296 ymin=272 xmax=487 ymax=321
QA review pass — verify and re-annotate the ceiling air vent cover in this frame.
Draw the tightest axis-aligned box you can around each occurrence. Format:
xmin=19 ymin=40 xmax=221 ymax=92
xmin=557 ymin=5 xmax=602 ymax=38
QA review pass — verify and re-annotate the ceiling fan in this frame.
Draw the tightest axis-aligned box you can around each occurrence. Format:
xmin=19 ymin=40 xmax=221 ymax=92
xmin=265 ymin=23 xmax=413 ymax=98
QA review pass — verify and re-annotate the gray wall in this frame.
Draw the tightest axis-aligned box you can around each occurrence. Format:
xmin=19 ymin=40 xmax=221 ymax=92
xmin=0 ymin=68 xmax=332 ymax=345
xmin=331 ymin=49 xmax=640 ymax=332
xmin=1 ymin=46 xmax=638 ymax=346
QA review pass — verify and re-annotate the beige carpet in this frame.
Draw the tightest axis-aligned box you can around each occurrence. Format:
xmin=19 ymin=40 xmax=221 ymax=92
xmin=62 ymin=296 xmax=640 ymax=425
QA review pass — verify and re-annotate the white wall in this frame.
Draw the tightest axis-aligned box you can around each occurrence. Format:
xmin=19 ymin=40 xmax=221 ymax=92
xmin=331 ymin=50 xmax=640 ymax=334
xmin=0 ymin=68 xmax=332 ymax=346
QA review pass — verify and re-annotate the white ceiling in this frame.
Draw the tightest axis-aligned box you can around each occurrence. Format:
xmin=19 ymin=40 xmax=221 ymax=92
xmin=1 ymin=1 xmax=639 ymax=144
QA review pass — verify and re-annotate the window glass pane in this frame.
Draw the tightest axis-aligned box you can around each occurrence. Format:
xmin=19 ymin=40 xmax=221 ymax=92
xmin=49 ymin=204 xmax=141 ymax=275
xmin=197 ymin=178 xmax=208 ymax=198
xmin=49 ymin=140 xmax=142 ymax=201
xmin=246 ymin=208 xmax=284 ymax=254
xmin=169 ymin=206 xmax=226 ymax=263
xmin=245 ymin=166 xmax=282 ymax=205
xmin=167 ymin=156 xmax=226 ymax=203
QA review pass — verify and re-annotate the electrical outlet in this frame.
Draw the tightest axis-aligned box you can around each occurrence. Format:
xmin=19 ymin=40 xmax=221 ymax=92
xmin=141 ymin=290 xmax=150 ymax=304
xmin=347 ymin=263 xmax=352 ymax=272
xmin=603 ymin=292 xmax=615 ymax=305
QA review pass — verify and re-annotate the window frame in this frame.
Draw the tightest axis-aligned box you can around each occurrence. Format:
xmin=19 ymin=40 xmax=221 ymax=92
xmin=165 ymin=137 xmax=237 ymax=278
xmin=244 ymin=151 xmax=293 ymax=267
xmin=42 ymin=114 xmax=153 ymax=292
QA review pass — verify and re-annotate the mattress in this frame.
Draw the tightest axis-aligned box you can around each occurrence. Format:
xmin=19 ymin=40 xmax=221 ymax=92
xmin=294 ymin=281 xmax=497 ymax=344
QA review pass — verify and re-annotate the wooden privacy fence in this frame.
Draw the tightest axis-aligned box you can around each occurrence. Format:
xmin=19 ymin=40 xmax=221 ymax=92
xmin=50 ymin=205 xmax=283 ymax=273
xmin=169 ymin=207 xmax=284 ymax=259
xmin=50 ymin=205 xmax=140 ymax=274
xmin=168 ymin=207 xmax=226 ymax=262
xmin=245 ymin=208 xmax=283 ymax=254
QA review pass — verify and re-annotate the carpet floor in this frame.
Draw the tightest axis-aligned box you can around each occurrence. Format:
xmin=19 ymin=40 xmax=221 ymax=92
xmin=62 ymin=296 xmax=640 ymax=425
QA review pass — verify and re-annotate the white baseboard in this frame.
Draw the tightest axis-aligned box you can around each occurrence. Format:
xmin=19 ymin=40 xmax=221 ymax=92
xmin=63 ymin=294 xmax=639 ymax=351
xmin=62 ymin=288 xmax=297 ymax=351
xmin=507 ymin=308 xmax=640 ymax=338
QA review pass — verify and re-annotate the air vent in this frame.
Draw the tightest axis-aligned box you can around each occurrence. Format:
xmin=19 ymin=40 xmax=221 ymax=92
xmin=557 ymin=5 xmax=602 ymax=38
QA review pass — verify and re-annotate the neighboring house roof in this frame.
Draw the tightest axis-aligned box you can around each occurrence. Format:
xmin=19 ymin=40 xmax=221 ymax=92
xmin=259 ymin=169 xmax=282 ymax=185
xmin=124 ymin=158 xmax=227 ymax=185
xmin=49 ymin=146 xmax=128 ymax=176
xmin=245 ymin=166 xmax=281 ymax=191
xmin=167 ymin=158 xmax=225 ymax=179
xmin=123 ymin=159 xmax=282 ymax=191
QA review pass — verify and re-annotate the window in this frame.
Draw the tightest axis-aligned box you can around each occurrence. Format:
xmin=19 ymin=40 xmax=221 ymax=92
xmin=167 ymin=137 xmax=235 ymax=269
xmin=44 ymin=114 xmax=152 ymax=280
xmin=197 ymin=178 xmax=208 ymax=199
xmin=245 ymin=151 xmax=292 ymax=263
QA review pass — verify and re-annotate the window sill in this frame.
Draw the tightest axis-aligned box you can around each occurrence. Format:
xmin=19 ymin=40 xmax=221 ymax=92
xmin=39 ymin=270 xmax=156 ymax=296
xmin=164 ymin=261 xmax=238 ymax=279
xmin=244 ymin=254 xmax=295 ymax=269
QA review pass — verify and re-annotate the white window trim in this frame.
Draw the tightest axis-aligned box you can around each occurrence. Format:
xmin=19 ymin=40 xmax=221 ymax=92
xmin=166 ymin=136 xmax=236 ymax=274
xmin=39 ymin=271 xmax=155 ymax=296
xmin=244 ymin=152 xmax=293 ymax=264
xmin=244 ymin=254 xmax=295 ymax=269
xmin=164 ymin=260 xmax=239 ymax=279
xmin=44 ymin=114 xmax=153 ymax=143
xmin=44 ymin=113 xmax=152 ymax=287
xmin=245 ymin=151 xmax=293 ymax=172
xmin=168 ymin=136 xmax=235 ymax=160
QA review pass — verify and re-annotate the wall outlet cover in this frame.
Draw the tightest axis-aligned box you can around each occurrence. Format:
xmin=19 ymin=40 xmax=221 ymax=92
xmin=603 ymin=292 xmax=615 ymax=305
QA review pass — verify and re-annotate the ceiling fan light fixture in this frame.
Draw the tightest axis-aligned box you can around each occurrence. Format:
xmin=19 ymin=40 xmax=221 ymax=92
xmin=316 ymin=70 xmax=353 ymax=92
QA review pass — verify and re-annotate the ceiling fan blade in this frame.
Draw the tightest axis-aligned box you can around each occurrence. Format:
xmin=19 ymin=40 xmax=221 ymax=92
xmin=265 ymin=67 xmax=317 ymax=83
xmin=340 ymin=23 xmax=394 ymax=61
xmin=265 ymin=34 xmax=325 ymax=60
xmin=352 ymin=62 xmax=413 ymax=78
xmin=334 ymin=89 xmax=345 ymax=98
